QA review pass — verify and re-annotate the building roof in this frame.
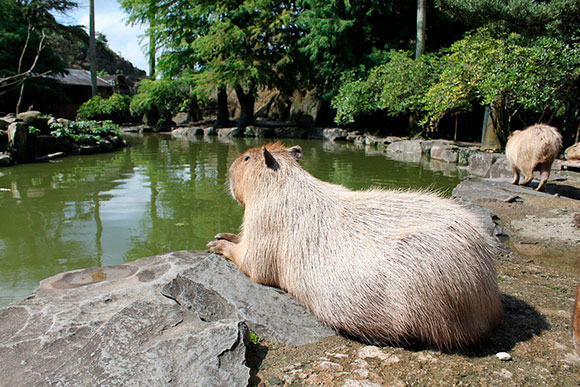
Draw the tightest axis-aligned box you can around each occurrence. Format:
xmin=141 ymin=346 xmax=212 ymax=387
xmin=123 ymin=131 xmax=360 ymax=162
xmin=45 ymin=69 xmax=112 ymax=88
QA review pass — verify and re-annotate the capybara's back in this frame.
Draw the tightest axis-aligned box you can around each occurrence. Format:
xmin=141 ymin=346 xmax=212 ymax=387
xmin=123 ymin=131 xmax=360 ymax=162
xmin=208 ymin=143 xmax=503 ymax=349
xmin=505 ymin=124 xmax=562 ymax=191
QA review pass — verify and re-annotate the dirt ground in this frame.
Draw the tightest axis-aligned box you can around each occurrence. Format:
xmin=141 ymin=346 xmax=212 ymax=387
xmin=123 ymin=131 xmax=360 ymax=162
xmin=248 ymin=176 xmax=580 ymax=386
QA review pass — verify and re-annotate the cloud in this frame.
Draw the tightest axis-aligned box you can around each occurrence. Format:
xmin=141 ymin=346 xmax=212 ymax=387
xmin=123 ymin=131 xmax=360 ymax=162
xmin=77 ymin=11 xmax=149 ymax=74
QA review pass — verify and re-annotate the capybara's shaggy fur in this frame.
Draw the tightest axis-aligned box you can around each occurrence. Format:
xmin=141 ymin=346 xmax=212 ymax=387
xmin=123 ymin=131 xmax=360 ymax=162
xmin=574 ymin=284 xmax=580 ymax=355
xmin=505 ymin=124 xmax=562 ymax=191
xmin=565 ymin=142 xmax=580 ymax=160
xmin=208 ymin=143 xmax=503 ymax=349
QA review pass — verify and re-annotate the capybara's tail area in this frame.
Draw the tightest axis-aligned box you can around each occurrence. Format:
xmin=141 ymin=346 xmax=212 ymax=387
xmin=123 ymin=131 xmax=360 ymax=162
xmin=407 ymin=287 xmax=503 ymax=350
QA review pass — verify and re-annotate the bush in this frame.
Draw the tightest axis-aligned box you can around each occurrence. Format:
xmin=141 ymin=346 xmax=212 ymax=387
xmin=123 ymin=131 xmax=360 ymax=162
xmin=77 ymin=94 xmax=132 ymax=123
xmin=332 ymin=51 xmax=437 ymax=129
xmin=49 ymin=120 xmax=122 ymax=145
xmin=130 ymin=77 xmax=201 ymax=128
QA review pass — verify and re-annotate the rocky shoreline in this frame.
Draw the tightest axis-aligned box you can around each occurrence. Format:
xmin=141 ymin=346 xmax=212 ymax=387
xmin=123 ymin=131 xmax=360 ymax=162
xmin=0 ymin=111 xmax=126 ymax=166
xmin=1 ymin=171 xmax=579 ymax=385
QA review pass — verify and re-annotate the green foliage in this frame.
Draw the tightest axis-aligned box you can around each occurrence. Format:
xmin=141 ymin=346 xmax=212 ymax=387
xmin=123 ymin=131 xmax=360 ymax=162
xmin=77 ymin=94 xmax=132 ymax=123
xmin=333 ymin=51 xmax=436 ymax=125
xmin=130 ymin=77 xmax=198 ymax=127
xmin=421 ymin=29 xmax=580 ymax=134
xmin=49 ymin=120 xmax=121 ymax=145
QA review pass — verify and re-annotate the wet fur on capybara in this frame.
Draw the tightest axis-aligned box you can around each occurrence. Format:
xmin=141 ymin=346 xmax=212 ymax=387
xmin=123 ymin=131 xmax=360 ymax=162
xmin=505 ymin=124 xmax=563 ymax=191
xmin=208 ymin=143 xmax=503 ymax=350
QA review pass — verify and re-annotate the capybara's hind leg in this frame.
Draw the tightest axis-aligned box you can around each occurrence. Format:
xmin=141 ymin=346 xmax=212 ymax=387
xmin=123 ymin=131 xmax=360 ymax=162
xmin=536 ymin=164 xmax=551 ymax=191
xmin=215 ymin=233 xmax=241 ymax=244
xmin=519 ymin=168 xmax=534 ymax=186
xmin=511 ymin=167 xmax=520 ymax=185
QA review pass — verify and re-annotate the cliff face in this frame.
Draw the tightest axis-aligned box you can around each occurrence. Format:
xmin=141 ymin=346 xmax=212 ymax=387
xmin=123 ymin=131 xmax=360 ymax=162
xmin=48 ymin=30 xmax=146 ymax=93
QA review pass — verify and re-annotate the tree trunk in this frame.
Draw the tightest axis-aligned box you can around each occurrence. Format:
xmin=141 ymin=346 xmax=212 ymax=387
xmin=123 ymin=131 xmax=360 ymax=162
xmin=234 ymin=85 xmax=255 ymax=128
xmin=89 ymin=0 xmax=97 ymax=97
xmin=148 ymin=5 xmax=156 ymax=78
xmin=415 ymin=0 xmax=426 ymax=59
xmin=489 ymin=101 xmax=509 ymax=147
xmin=215 ymin=86 xmax=230 ymax=128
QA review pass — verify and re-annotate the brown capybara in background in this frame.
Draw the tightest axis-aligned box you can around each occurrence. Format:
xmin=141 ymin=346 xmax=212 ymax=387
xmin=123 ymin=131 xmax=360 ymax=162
xmin=565 ymin=142 xmax=580 ymax=160
xmin=207 ymin=143 xmax=503 ymax=350
xmin=505 ymin=124 xmax=562 ymax=191
xmin=574 ymin=284 xmax=580 ymax=355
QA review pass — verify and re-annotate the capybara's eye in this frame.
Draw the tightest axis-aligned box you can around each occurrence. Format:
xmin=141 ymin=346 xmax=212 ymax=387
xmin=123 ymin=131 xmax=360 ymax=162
xmin=244 ymin=156 xmax=250 ymax=162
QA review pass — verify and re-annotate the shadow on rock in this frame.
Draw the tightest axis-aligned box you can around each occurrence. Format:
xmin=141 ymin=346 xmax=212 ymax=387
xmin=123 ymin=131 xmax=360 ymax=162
xmin=460 ymin=293 xmax=550 ymax=357
xmin=541 ymin=182 xmax=580 ymax=200
xmin=247 ymin=341 xmax=269 ymax=386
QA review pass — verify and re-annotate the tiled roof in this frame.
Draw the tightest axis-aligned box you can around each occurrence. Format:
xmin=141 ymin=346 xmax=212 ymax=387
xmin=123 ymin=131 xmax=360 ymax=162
xmin=45 ymin=69 xmax=112 ymax=87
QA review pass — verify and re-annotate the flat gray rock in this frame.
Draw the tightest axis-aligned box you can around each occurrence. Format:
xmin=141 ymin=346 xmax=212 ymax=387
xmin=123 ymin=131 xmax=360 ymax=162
xmin=162 ymin=253 xmax=335 ymax=345
xmin=0 ymin=250 xmax=336 ymax=387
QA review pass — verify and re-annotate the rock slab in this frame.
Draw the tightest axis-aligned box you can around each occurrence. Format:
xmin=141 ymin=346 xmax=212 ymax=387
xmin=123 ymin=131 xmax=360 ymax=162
xmin=0 ymin=251 xmax=334 ymax=387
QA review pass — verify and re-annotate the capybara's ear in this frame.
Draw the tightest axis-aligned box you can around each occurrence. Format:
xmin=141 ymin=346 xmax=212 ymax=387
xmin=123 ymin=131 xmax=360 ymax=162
xmin=289 ymin=145 xmax=302 ymax=161
xmin=263 ymin=146 xmax=280 ymax=171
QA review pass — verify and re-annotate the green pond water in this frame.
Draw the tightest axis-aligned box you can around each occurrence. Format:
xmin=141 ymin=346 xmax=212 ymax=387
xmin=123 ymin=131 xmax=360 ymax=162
xmin=0 ymin=134 xmax=465 ymax=306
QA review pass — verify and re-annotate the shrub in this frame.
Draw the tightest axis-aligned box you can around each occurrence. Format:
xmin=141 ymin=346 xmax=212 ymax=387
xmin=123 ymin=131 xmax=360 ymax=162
xmin=77 ymin=94 xmax=132 ymax=123
xmin=50 ymin=120 xmax=122 ymax=145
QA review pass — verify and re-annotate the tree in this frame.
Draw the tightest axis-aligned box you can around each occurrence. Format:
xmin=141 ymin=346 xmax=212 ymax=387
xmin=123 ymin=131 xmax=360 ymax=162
xmin=0 ymin=0 xmax=77 ymax=113
xmin=416 ymin=0 xmax=427 ymax=58
xmin=122 ymin=0 xmax=302 ymax=127
xmin=421 ymin=29 xmax=580 ymax=143
xmin=89 ymin=0 xmax=97 ymax=97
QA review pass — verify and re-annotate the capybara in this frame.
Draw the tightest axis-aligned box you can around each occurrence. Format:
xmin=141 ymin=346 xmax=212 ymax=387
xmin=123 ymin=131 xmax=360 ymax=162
xmin=565 ymin=142 xmax=580 ymax=160
xmin=207 ymin=143 xmax=503 ymax=349
xmin=573 ymin=284 xmax=580 ymax=355
xmin=505 ymin=124 xmax=562 ymax=191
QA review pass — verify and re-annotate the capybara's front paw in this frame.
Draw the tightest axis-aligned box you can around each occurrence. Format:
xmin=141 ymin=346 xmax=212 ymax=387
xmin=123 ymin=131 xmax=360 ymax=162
xmin=206 ymin=239 xmax=237 ymax=261
xmin=206 ymin=239 xmax=224 ymax=254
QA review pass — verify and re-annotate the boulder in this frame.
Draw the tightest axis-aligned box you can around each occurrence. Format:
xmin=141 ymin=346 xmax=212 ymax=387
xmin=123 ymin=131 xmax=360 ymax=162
xmin=468 ymin=152 xmax=498 ymax=177
xmin=0 ymin=153 xmax=11 ymax=166
xmin=171 ymin=127 xmax=205 ymax=138
xmin=565 ymin=143 xmax=580 ymax=160
xmin=217 ymin=127 xmax=244 ymax=138
xmin=8 ymin=122 xmax=31 ymax=162
xmin=16 ymin=110 xmax=49 ymax=134
xmin=288 ymin=90 xmax=321 ymax=127
xmin=489 ymin=155 xmax=514 ymax=179
xmin=172 ymin=112 xmax=191 ymax=126
xmin=386 ymin=139 xmax=423 ymax=156
xmin=323 ymin=128 xmax=348 ymax=142
xmin=430 ymin=144 xmax=459 ymax=163
xmin=0 ymin=251 xmax=335 ymax=386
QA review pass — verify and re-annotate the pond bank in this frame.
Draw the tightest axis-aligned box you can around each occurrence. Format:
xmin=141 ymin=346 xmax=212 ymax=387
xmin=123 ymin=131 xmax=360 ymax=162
xmin=0 ymin=174 xmax=579 ymax=385
xmin=169 ymin=124 xmax=580 ymax=181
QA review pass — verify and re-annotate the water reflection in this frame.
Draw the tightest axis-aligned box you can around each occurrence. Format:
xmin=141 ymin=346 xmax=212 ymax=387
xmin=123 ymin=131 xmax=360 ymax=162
xmin=0 ymin=134 xmax=462 ymax=306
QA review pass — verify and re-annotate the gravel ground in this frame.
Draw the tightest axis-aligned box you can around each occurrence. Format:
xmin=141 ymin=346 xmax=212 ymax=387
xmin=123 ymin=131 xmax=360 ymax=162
xmin=248 ymin=176 xmax=580 ymax=386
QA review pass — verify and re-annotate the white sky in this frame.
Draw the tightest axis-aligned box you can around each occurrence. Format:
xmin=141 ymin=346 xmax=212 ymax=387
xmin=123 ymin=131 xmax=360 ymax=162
xmin=53 ymin=0 xmax=149 ymax=74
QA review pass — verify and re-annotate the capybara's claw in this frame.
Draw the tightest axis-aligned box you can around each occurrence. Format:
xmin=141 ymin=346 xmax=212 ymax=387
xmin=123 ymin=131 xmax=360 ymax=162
xmin=215 ymin=233 xmax=241 ymax=243
xmin=206 ymin=240 xmax=220 ymax=253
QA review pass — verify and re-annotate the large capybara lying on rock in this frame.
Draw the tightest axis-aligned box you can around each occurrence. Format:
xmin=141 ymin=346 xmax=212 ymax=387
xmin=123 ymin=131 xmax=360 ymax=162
xmin=505 ymin=124 xmax=562 ymax=191
xmin=208 ymin=143 xmax=503 ymax=349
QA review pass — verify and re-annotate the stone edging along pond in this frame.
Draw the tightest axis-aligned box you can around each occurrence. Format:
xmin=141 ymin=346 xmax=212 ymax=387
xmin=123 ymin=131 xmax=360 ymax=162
xmin=170 ymin=125 xmax=574 ymax=180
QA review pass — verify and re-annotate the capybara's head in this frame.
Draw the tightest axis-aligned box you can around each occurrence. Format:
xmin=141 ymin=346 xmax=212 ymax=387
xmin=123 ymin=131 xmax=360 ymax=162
xmin=228 ymin=142 xmax=303 ymax=206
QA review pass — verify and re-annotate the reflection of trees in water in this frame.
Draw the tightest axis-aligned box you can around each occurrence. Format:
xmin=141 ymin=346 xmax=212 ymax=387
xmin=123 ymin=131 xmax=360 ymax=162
xmin=0 ymin=148 xmax=136 ymax=296
xmin=125 ymin=136 xmax=244 ymax=260
xmin=0 ymin=135 xmax=464 ymax=305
